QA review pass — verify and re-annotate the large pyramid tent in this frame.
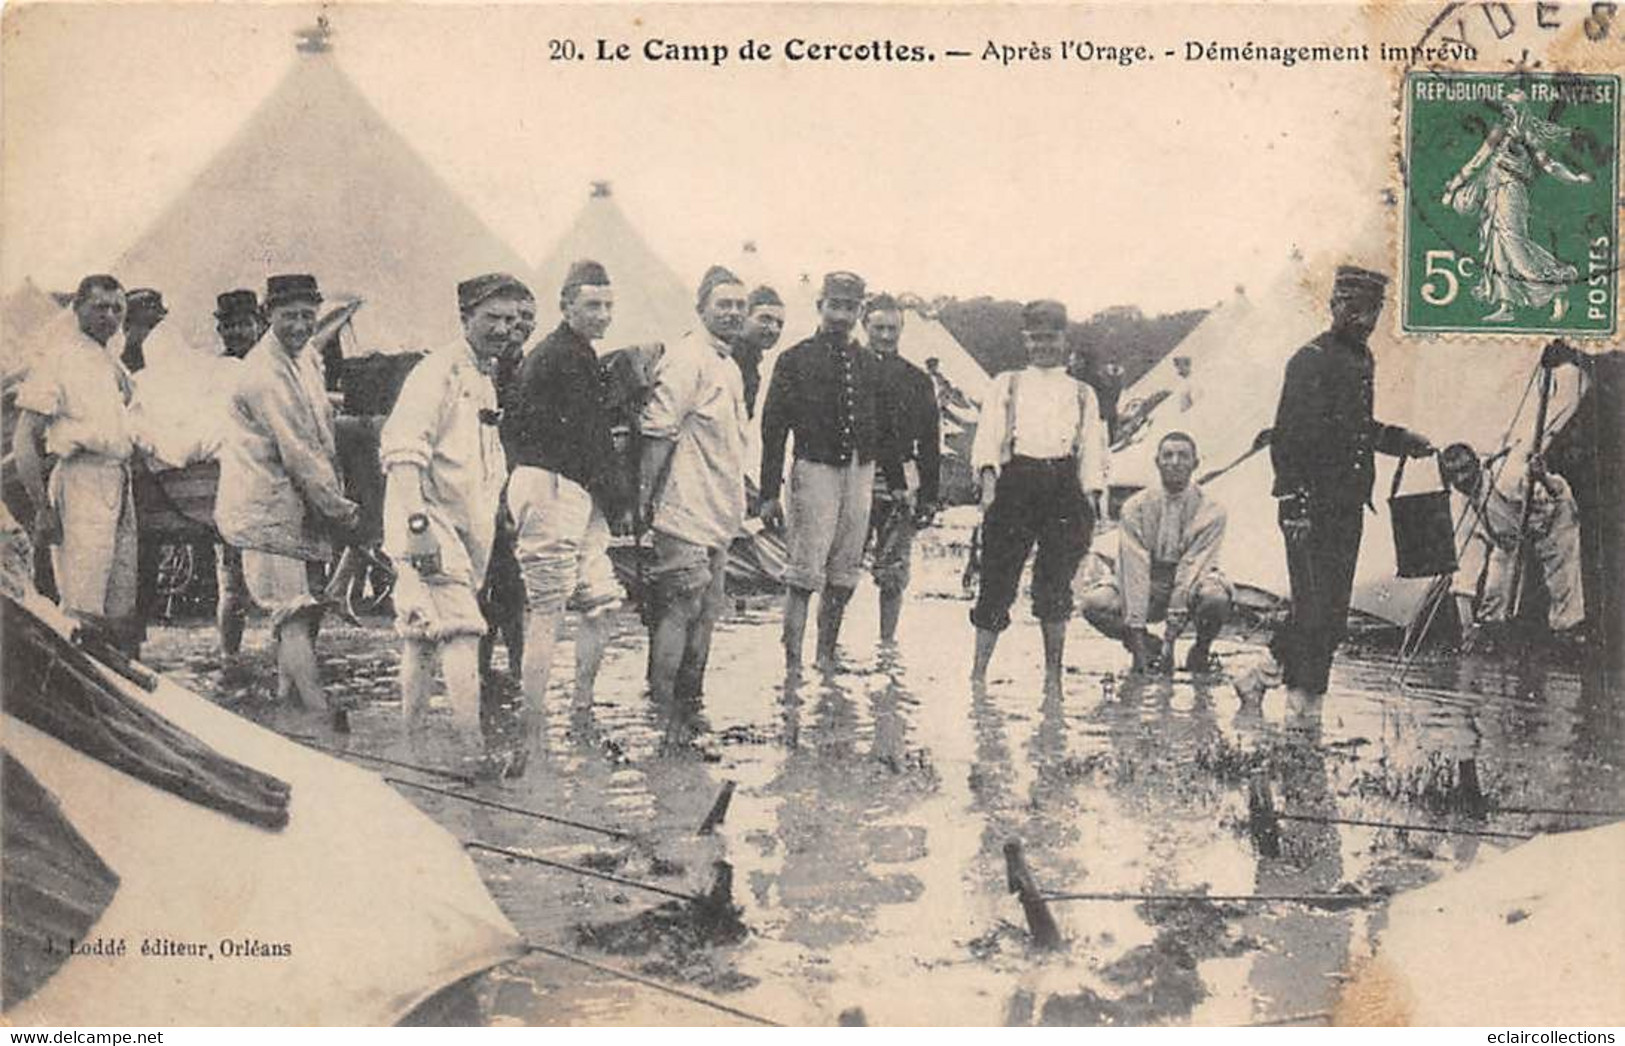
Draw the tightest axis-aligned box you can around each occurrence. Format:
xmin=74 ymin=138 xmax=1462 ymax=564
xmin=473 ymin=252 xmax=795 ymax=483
xmin=533 ymin=184 xmax=696 ymax=352
xmin=111 ymin=47 xmax=537 ymax=355
xmin=1103 ymin=242 xmax=1591 ymax=630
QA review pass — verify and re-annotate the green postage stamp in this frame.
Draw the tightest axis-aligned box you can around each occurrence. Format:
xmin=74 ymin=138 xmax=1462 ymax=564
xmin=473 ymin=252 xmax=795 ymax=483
xmin=1403 ymin=71 xmax=1619 ymax=336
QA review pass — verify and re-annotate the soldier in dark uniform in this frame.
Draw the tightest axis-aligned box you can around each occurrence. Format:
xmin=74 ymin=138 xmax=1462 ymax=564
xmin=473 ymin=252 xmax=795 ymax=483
xmin=1235 ymin=266 xmax=1433 ymax=701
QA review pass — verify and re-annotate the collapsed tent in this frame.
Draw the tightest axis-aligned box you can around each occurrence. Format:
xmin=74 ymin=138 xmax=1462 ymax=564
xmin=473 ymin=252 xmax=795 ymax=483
xmin=1104 ymin=247 xmax=1588 ymax=630
xmin=110 ymin=49 xmax=539 ymax=356
xmin=0 ymin=587 xmax=523 ymax=1025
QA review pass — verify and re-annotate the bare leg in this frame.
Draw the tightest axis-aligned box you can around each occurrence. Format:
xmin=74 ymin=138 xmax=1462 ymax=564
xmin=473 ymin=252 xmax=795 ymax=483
xmin=971 ymin=626 xmax=999 ymax=681
xmin=783 ymin=587 xmax=813 ymax=670
xmin=521 ymin=609 xmax=562 ymax=753
xmin=276 ymin=614 xmax=324 ymax=711
xmin=401 ymin=637 xmax=435 ymax=733
xmin=1040 ymin=619 xmax=1066 ymax=684
xmin=816 ymin=584 xmax=854 ymax=665
xmin=879 ymin=589 xmax=903 ymax=644
xmin=441 ymin=636 xmax=483 ymax=753
xmin=573 ymin=611 xmax=610 ymax=704
xmin=650 ymin=592 xmax=703 ymax=705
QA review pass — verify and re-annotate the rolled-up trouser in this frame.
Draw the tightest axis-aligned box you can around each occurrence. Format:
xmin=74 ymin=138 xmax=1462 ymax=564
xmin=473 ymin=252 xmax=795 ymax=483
xmin=241 ymin=549 xmax=322 ymax=634
xmin=869 ymin=495 xmax=917 ymax=595
xmin=50 ymin=454 xmax=139 ymax=635
xmin=785 ymin=457 xmax=874 ymax=592
xmin=970 ymin=456 xmax=1093 ymax=633
xmin=508 ymin=466 xmax=619 ymax=617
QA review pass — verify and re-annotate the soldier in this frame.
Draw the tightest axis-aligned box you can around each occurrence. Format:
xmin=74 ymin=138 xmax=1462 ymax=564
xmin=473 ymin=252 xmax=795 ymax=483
xmin=969 ymin=300 xmax=1106 ymax=684
xmin=639 ymin=267 xmax=750 ymax=740
xmin=212 ymin=289 xmax=265 ymax=655
xmin=1234 ymin=266 xmax=1433 ymax=703
xmin=500 ymin=260 xmax=621 ymax=756
xmin=216 ymin=274 xmax=361 ymax=725
xmin=382 ymin=274 xmax=519 ymax=774
xmin=1079 ymin=430 xmax=1232 ymax=673
xmin=478 ymin=285 xmax=535 ymax=695
xmin=13 ymin=275 xmax=143 ymax=652
xmin=863 ymin=293 xmax=942 ymax=643
xmin=732 ymin=284 xmax=785 ymax=418
xmin=760 ymin=271 xmax=903 ymax=668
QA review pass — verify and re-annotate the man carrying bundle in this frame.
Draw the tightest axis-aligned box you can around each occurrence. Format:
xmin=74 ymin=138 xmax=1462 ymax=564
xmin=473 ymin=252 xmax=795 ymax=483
xmin=968 ymin=299 xmax=1106 ymax=685
xmin=216 ymin=274 xmax=360 ymax=725
xmin=1079 ymin=431 xmax=1232 ymax=673
xmin=382 ymin=274 xmax=520 ymax=775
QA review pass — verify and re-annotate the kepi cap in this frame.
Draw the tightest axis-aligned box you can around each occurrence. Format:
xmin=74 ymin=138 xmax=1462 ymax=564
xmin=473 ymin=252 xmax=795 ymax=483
xmin=126 ymin=288 xmax=167 ymax=316
xmin=1333 ymin=265 xmax=1389 ymax=297
xmin=820 ymin=271 xmax=866 ymax=302
xmin=215 ymin=289 xmax=260 ymax=320
xmin=458 ymin=272 xmax=533 ymax=313
xmin=265 ymin=274 xmax=323 ymax=309
xmin=747 ymin=285 xmax=783 ymax=310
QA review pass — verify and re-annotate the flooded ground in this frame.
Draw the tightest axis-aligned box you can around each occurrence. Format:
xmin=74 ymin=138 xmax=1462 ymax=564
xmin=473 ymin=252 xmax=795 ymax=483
xmin=142 ymin=526 xmax=1624 ymax=1027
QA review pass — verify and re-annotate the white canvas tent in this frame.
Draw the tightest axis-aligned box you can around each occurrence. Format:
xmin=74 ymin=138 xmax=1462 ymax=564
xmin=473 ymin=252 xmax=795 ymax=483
xmin=533 ymin=183 xmax=697 ymax=352
xmin=111 ymin=50 xmax=539 ymax=355
xmin=3 ymin=589 xmax=522 ymax=1025
xmin=1104 ymin=245 xmax=1587 ymax=629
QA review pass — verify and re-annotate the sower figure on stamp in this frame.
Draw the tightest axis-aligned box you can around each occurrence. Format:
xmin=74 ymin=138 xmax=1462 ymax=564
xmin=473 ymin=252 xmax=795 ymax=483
xmin=759 ymin=271 xmax=904 ymax=669
xmin=732 ymin=284 xmax=786 ymax=419
xmin=211 ymin=288 xmax=266 ymax=656
xmin=1234 ymin=266 xmax=1433 ymax=704
xmin=969 ymin=300 xmax=1107 ymax=685
xmin=478 ymin=285 xmax=535 ymax=711
xmin=639 ymin=267 xmax=750 ymax=745
xmin=381 ymin=274 xmax=519 ymax=776
xmin=215 ymin=274 xmax=361 ymax=724
xmin=499 ymin=260 xmax=622 ymax=757
xmin=13 ymin=275 xmax=144 ymax=655
xmin=864 ymin=293 xmax=942 ymax=644
xmin=1079 ymin=431 xmax=1232 ymax=674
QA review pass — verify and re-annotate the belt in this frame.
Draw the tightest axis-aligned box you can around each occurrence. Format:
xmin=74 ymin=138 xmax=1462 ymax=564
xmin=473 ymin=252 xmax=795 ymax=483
xmin=1007 ymin=454 xmax=1074 ymax=467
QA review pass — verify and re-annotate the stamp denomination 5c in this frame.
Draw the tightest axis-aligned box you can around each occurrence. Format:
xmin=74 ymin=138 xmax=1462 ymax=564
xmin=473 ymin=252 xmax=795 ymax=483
xmin=1403 ymin=71 xmax=1619 ymax=336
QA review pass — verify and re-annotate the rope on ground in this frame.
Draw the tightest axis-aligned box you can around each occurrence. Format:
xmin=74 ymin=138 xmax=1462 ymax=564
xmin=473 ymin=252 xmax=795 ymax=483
xmin=465 ymin=840 xmax=699 ymax=903
xmin=1276 ymin=811 xmax=1531 ymax=840
xmin=1041 ymin=891 xmax=1383 ymax=908
xmin=1249 ymin=1010 xmax=1333 ymax=1027
xmin=384 ymin=776 xmax=633 ymax=840
xmin=1491 ymin=804 xmax=1625 ymax=819
xmin=522 ymin=941 xmax=781 ymax=1027
xmin=282 ymin=732 xmax=476 ymax=785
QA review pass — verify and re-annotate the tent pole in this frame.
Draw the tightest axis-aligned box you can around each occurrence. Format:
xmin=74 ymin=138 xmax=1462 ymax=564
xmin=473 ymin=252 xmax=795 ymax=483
xmin=1506 ymin=364 xmax=1554 ymax=624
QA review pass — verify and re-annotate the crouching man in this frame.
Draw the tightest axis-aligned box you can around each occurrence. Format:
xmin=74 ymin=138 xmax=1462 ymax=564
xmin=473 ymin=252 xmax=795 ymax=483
xmin=381 ymin=274 xmax=519 ymax=774
xmin=1080 ymin=431 xmax=1232 ymax=673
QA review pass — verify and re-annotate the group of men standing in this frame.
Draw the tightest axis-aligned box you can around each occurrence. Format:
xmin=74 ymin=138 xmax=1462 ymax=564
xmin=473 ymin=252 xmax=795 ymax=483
xmin=22 ymin=254 xmax=1584 ymax=776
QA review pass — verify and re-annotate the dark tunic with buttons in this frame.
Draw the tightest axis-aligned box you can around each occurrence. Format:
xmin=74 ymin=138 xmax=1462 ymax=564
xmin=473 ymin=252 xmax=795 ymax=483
xmin=758 ymin=329 xmax=903 ymax=502
xmin=1267 ymin=329 xmax=1411 ymax=694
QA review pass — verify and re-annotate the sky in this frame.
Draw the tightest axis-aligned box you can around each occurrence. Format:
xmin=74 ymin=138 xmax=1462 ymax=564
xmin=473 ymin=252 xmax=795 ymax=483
xmin=3 ymin=2 xmax=1412 ymax=321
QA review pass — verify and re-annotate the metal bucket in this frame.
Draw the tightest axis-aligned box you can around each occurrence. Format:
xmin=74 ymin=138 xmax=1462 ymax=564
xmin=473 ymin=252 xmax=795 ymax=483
xmin=1388 ymin=455 xmax=1458 ymax=579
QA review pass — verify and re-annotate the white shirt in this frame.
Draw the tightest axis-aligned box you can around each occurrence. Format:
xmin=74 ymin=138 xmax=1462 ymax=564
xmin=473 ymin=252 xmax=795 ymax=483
xmin=14 ymin=321 xmax=134 ymax=461
xmin=971 ymin=365 xmax=1107 ymax=495
xmin=640 ymin=330 xmax=749 ymax=549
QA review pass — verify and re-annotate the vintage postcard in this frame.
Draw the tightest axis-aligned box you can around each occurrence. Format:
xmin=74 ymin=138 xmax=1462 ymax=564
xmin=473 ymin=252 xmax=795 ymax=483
xmin=2 ymin=0 xmax=1621 ymax=1030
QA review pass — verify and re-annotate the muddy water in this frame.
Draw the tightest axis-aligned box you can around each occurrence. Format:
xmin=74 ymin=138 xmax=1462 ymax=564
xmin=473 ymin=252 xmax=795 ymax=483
xmin=144 ymin=530 xmax=1623 ymax=1027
